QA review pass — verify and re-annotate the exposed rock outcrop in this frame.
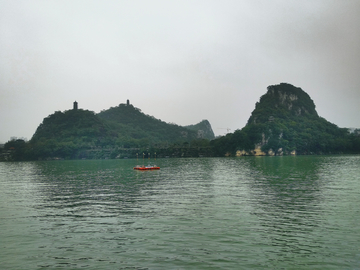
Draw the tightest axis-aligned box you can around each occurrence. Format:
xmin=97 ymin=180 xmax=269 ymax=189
xmin=184 ymin=120 xmax=215 ymax=140
xmin=221 ymin=83 xmax=350 ymax=156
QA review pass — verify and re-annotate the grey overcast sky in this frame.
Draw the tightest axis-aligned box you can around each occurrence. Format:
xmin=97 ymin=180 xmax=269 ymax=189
xmin=1 ymin=0 xmax=360 ymax=143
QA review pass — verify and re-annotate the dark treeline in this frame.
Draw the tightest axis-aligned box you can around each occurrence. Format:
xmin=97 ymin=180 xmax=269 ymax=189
xmin=0 ymin=137 xmax=214 ymax=161
xmin=2 ymin=127 xmax=359 ymax=162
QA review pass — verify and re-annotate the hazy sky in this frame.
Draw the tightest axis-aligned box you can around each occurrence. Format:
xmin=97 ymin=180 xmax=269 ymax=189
xmin=1 ymin=0 xmax=360 ymax=143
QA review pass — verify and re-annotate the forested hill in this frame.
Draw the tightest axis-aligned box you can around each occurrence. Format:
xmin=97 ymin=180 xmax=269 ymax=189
xmin=97 ymin=103 xmax=215 ymax=143
xmin=211 ymin=83 xmax=360 ymax=156
xmin=3 ymin=83 xmax=359 ymax=161
xmin=184 ymin=120 xmax=215 ymax=140
xmin=247 ymin=83 xmax=318 ymax=125
xmin=28 ymin=109 xmax=111 ymax=158
xmin=13 ymin=102 xmax=215 ymax=160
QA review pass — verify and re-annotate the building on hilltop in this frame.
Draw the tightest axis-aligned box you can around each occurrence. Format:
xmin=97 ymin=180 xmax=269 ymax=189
xmin=120 ymin=100 xmax=131 ymax=107
xmin=73 ymin=101 xmax=78 ymax=110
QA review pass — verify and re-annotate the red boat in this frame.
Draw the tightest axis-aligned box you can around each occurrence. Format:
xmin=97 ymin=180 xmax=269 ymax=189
xmin=134 ymin=165 xmax=160 ymax=170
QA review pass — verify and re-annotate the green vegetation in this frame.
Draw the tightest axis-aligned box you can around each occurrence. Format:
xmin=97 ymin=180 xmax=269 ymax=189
xmin=211 ymin=83 xmax=360 ymax=156
xmin=97 ymin=104 xmax=209 ymax=148
xmin=29 ymin=109 xmax=114 ymax=159
xmin=1 ymin=102 xmax=214 ymax=160
xmin=2 ymin=83 xmax=359 ymax=161
xmin=1 ymin=138 xmax=29 ymax=161
xmin=184 ymin=120 xmax=215 ymax=140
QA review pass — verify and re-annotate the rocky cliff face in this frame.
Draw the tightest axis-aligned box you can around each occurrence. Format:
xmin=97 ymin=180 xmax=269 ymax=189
xmin=247 ymin=83 xmax=318 ymax=125
xmin=233 ymin=83 xmax=348 ymax=156
xmin=184 ymin=120 xmax=215 ymax=140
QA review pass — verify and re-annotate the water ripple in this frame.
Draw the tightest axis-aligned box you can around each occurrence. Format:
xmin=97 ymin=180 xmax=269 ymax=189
xmin=1 ymin=157 xmax=360 ymax=269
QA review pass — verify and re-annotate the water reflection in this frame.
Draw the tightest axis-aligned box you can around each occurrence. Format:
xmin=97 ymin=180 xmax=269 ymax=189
xmin=246 ymin=156 xmax=325 ymax=208
xmin=243 ymin=156 xmax=329 ymax=262
xmin=2 ymin=157 xmax=359 ymax=269
xmin=29 ymin=158 xmax=219 ymax=220
xmin=31 ymin=160 xmax=155 ymax=218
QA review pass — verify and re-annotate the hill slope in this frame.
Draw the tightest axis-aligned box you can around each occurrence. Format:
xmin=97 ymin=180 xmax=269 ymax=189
xmin=97 ymin=103 xmax=214 ymax=145
xmin=247 ymin=83 xmax=318 ymax=125
xmin=27 ymin=102 xmax=215 ymax=159
xmin=30 ymin=109 xmax=114 ymax=158
xmin=183 ymin=120 xmax=215 ymax=140
xmin=211 ymin=83 xmax=353 ymax=155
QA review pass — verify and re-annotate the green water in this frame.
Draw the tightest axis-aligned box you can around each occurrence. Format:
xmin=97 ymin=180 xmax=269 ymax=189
xmin=0 ymin=156 xmax=359 ymax=269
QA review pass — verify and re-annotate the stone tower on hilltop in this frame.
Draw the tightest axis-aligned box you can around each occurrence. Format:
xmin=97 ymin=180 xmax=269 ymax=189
xmin=73 ymin=101 xmax=78 ymax=110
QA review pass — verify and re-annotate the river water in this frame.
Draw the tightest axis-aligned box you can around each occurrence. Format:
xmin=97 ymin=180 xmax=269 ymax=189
xmin=1 ymin=156 xmax=359 ymax=269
